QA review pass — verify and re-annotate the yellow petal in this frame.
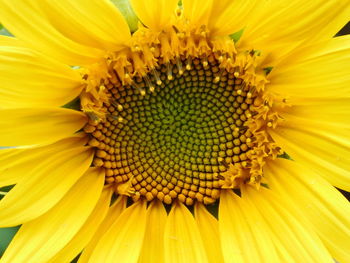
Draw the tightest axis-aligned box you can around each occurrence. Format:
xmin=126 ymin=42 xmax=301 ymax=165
xmin=0 ymin=108 xmax=87 ymax=147
xmin=130 ymin=0 xmax=178 ymax=31
xmin=0 ymin=146 xmax=93 ymax=227
xmin=37 ymin=0 xmax=131 ymax=51
xmin=138 ymin=200 xmax=167 ymax=263
xmin=266 ymin=159 xmax=350 ymax=263
xmin=219 ymin=190 xmax=279 ymax=263
xmin=0 ymin=45 xmax=82 ymax=108
xmin=0 ymin=35 xmax=22 ymax=47
xmin=89 ymin=201 xmax=147 ymax=263
xmin=269 ymin=35 xmax=350 ymax=99
xmin=239 ymin=0 xmax=350 ymax=65
xmin=48 ymin=187 xmax=113 ymax=263
xmin=0 ymin=0 xmax=104 ymax=65
xmin=194 ymin=203 xmax=224 ymax=263
xmin=270 ymin=115 xmax=350 ymax=192
xmin=78 ymin=196 xmax=127 ymax=263
xmin=207 ymin=0 xmax=256 ymax=37
xmin=244 ymin=186 xmax=335 ymax=263
xmin=0 ymin=135 xmax=88 ymax=188
xmin=182 ymin=0 xmax=213 ymax=28
xmin=164 ymin=201 xmax=208 ymax=263
xmin=0 ymin=167 xmax=105 ymax=263
xmin=268 ymin=35 xmax=350 ymax=191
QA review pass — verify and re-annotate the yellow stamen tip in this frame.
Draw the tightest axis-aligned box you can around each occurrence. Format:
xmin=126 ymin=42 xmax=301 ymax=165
xmin=168 ymin=75 xmax=173 ymax=80
xmin=214 ymin=76 xmax=220 ymax=83
xmin=186 ymin=64 xmax=191 ymax=70
xmin=117 ymin=104 xmax=123 ymax=111
xmin=234 ymin=72 xmax=240 ymax=77
xmin=156 ymin=80 xmax=162 ymax=85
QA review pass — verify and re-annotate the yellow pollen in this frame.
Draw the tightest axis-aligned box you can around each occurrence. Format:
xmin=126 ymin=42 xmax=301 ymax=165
xmin=117 ymin=104 xmax=123 ymax=111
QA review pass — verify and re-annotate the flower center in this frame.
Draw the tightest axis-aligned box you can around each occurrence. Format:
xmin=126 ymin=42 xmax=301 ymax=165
xmin=81 ymin=23 xmax=283 ymax=205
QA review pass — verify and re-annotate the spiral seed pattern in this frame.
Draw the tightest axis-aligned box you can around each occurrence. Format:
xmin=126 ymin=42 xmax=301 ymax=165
xmin=88 ymin=56 xmax=257 ymax=205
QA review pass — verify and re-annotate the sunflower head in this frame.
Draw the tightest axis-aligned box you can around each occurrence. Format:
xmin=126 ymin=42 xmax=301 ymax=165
xmin=79 ymin=6 xmax=285 ymax=206
xmin=0 ymin=0 xmax=350 ymax=263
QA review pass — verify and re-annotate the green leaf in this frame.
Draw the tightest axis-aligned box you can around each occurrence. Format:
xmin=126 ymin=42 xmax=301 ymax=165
xmin=0 ymin=25 xmax=13 ymax=37
xmin=229 ymin=29 xmax=244 ymax=43
xmin=0 ymin=185 xmax=15 ymax=201
xmin=111 ymin=0 xmax=138 ymax=33
xmin=62 ymin=97 xmax=81 ymax=111
xmin=0 ymin=226 xmax=20 ymax=257
xmin=278 ymin=152 xmax=293 ymax=160
xmin=264 ymin=66 xmax=273 ymax=75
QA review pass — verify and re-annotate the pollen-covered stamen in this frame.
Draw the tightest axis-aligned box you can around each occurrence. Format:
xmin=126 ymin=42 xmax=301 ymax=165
xmin=152 ymin=69 xmax=162 ymax=85
xmin=175 ymin=57 xmax=184 ymax=75
xmin=144 ymin=75 xmax=155 ymax=92
xmin=186 ymin=56 xmax=192 ymax=70
xmin=166 ymin=63 xmax=173 ymax=80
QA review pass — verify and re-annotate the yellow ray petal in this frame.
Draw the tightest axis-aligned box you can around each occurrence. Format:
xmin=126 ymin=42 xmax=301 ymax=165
xmin=0 ymin=45 xmax=82 ymax=108
xmin=130 ymin=0 xmax=178 ymax=31
xmin=0 ymin=0 xmax=104 ymax=65
xmin=243 ymin=186 xmax=335 ymax=263
xmin=48 ymin=187 xmax=113 ymax=263
xmin=266 ymin=159 xmax=350 ymax=263
xmin=194 ymin=203 xmax=224 ymax=263
xmin=219 ymin=190 xmax=279 ymax=263
xmin=0 ymin=146 xmax=93 ymax=227
xmin=37 ymin=0 xmax=131 ymax=51
xmin=0 ymin=135 xmax=88 ymax=188
xmin=268 ymin=36 xmax=350 ymax=191
xmin=89 ymin=200 xmax=147 ymax=263
xmin=269 ymin=35 xmax=350 ymax=99
xmin=207 ymin=0 xmax=256 ymax=37
xmin=138 ymin=200 xmax=167 ymax=263
xmin=270 ymin=117 xmax=350 ymax=192
xmin=78 ymin=195 xmax=127 ymax=263
xmin=0 ymin=35 xmax=22 ymax=47
xmin=0 ymin=167 xmax=105 ymax=263
xmin=182 ymin=0 xmax=213 ymax=28
xmin=239 ymin=0 xmax=350 ymax=65
xmin=0 ymin=108 xmax=87 ymax=147
xmin=164 ymin=201 xmax=208 ymax=263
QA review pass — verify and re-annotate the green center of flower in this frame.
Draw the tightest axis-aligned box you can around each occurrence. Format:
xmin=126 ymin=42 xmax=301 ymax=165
xmin=87 ymin=56 xmax=259 ymax=205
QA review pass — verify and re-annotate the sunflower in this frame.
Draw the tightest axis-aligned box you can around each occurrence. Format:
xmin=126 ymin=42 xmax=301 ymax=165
xmin=0 ymin=0 xmax=350 ymax=262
